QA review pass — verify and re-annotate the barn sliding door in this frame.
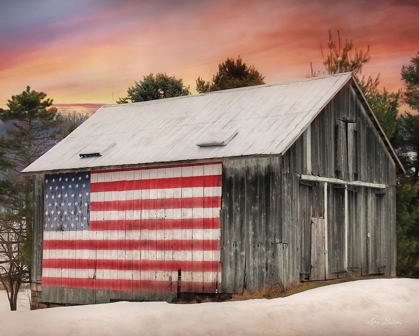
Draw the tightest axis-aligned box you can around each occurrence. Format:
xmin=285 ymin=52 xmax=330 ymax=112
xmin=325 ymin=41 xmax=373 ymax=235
xmin=41 ymin=163 xmax=222 ymax=303
xmin=326 ymin=184 xmax=346 ymax=278
xmin=299 ymin=182 xmax=327 ymax=281
xmin=310 ymin=217 xmax=326 ymax=280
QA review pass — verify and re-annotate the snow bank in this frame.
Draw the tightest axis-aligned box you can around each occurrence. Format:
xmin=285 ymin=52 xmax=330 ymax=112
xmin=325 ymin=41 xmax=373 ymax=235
xmin=1 ymin=279 xmax=418 ymax=336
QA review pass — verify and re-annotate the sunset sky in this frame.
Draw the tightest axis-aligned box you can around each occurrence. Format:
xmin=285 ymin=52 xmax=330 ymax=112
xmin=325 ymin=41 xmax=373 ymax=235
xmin=0 ymin=0 xmax=418 ymax=113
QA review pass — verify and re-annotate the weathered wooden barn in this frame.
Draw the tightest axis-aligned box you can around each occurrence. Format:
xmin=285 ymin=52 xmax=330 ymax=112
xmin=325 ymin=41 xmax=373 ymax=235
xmin=23 ymin=73 xmax=403 ymax=307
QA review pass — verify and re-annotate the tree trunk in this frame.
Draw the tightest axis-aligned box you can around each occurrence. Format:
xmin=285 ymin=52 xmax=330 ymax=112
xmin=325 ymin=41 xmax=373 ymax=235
xmin=6 ymin=281 xmax=21 ymax=311
xmin=9 ymin=297 xmax=17 ymax=311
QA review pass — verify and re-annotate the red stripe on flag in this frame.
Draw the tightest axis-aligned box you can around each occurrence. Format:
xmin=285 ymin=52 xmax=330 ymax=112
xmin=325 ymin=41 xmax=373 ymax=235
xmin=90 ymin=175 xmax=221 ymax=192
xmin=90 ymin=218 xmax=220 ymax=231
xmin=43 ymin=259 xmax=222 ymax=272
xmin=43 ymin=239 xmax=220 ymax=251
xmin=90 ymin=196 xmax=221 ymax=211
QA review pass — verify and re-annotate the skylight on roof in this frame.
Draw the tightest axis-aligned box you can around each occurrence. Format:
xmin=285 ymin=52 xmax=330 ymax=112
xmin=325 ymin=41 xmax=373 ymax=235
xmin=196 ymin=129 xmax=238 ymax=147
xmin=79 ymin=142 xmax=116 ymax=158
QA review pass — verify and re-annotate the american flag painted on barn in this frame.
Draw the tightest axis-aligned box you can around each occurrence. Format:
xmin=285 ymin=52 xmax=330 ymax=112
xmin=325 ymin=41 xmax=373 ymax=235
xmin=42 ymin=163 xmax=222 ymax=295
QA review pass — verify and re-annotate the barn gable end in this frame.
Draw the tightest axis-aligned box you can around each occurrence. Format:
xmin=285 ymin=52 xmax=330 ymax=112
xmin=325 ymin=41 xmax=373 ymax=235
xmin=220 ymin=79 xmax=398 ymax=293
xmin=284 ymin=79 xmax=397 ymax=283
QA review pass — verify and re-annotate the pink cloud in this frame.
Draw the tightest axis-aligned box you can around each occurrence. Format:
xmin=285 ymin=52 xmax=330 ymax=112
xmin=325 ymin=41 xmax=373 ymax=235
xmin=54 ymin=103 xmax=104 ymax=114
xmin=0 ymin=0 xmax=417 ymax=109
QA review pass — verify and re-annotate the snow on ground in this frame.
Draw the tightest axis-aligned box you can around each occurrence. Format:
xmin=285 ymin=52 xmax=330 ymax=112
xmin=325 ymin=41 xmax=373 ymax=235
xmin=0 ymin=279 xmax=418 ymax=336
xmin=0 ymin=289 xmax=31 ymax=312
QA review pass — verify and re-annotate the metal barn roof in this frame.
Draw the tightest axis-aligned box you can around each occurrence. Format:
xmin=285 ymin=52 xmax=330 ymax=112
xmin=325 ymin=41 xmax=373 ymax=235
xmin=23 ymin=73 xmax=399 ymax=174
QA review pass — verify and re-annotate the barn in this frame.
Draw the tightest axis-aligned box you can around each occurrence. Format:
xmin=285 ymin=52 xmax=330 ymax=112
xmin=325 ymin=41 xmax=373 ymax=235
xmin=23 ymin=73 xmax=404 ymax=307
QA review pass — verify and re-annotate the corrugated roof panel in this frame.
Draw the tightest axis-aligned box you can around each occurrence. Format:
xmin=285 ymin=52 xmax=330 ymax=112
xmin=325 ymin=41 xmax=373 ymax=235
xmin=23 ymin=73 xmax=355 ymax=173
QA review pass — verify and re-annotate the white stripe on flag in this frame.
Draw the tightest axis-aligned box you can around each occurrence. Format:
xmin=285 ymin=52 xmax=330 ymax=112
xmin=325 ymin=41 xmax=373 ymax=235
xmin=91 ymin=164 xmax=222 ymax=183
xmin=42 ymin=250 xmax=221 ymax=262
xmin=90 ymin=187 xmax=222 ymax=202
xmin=90 ymin=208 xmax=220 ymax=221
xmin=43 ymin=229 xmax=221 ymax=241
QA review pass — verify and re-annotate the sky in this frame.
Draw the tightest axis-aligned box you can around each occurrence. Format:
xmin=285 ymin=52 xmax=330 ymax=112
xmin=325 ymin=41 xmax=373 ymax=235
xmin=0 ymin=0 xmax=418 ymax=113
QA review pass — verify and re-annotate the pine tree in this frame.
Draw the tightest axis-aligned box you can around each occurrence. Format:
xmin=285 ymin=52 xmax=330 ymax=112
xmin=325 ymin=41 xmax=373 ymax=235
xmin=401 ymin=52 xmax=419 ymax=112
xmin=196 ymin=56 xmax=265 ymax=93
xmin=0 ymin=86 xmax=64 ymax=310
xmin=357 ymin=75 xmax=400 ymax=144
xmin=118 ymin=73 xmax=190 ymax=103
xmin=399 ymin=52 xmax=419 ymax=180
xmin=321 ymin=30 xmax=370 ymax=76
xmin=396 ymin=176 xmax=419 ymax=277
xmin=394 ymin=52 xmax=419 ymax=278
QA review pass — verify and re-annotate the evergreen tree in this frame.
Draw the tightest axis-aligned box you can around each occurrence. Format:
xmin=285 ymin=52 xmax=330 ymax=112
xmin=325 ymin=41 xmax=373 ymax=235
xmin=357 ymin=75 xmax=400 ymax=144
xmin=118 ymin=73 xmax=190 ymax=103
xmin=399 ymin=52 xmax=419 ymax=179
xmin=0 ymin=86 xmax=64 ymax=310
xmin=398 ymin=113 xmax=419 ymax=181
xmin=321 ymin=30 xmax=370 ymax=76
xmin=395 ymin=52 xmax=419 ymax=278
xmin=396 ymin=177 xmax=419 ymax=278
xmin=196 ymin=77 xmax=212 ymax=94
xmin=196 ymin=56 xmax=265 ymax=93
xmin=401 ymin=52 xmax=419 ymax=112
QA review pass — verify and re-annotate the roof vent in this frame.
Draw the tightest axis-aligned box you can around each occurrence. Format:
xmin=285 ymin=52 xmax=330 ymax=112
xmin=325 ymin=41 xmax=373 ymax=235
xmin=79 ymin=142 xmax=116 ymax=158
xmin=196 ymin=129 xmax=238 ymax=147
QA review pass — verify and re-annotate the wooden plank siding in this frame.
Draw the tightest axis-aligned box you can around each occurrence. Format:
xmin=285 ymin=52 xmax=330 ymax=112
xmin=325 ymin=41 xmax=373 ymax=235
xmin=221 ymin=157 xmax=283 ymax=293
xmin=31 ymin=175 xmax=45 ymax=292
xmin=310 ymin=217 xmax=326 ymax=281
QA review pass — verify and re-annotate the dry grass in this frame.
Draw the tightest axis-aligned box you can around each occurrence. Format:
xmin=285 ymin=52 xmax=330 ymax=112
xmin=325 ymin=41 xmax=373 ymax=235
xmin=231 ymin=274 xmax=393 ymax=301
xmin=175 ymin=274 xmax=394 ymax=304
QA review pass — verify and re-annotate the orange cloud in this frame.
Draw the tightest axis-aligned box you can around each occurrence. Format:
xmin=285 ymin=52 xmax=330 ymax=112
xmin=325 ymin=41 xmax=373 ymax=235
xmin=0 ymin=0 xmax=418 ymax=110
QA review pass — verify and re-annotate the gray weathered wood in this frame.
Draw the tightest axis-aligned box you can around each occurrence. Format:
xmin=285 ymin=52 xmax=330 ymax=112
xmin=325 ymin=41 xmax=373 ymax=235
xmin=311 ymin=217 xmax=326 ymax=280
xmin=347 ymin=123 xmax=357 ymax=181
xmin=31 ymin=175 xmax=44 ymax=289
xmin=300 ymin=175 xmax=386 ymax=189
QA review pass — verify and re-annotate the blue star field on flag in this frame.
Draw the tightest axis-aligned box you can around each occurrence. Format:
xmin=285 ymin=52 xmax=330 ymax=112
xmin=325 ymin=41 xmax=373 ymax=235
xmin=44 ymin=172 xmax=91 ymax=231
